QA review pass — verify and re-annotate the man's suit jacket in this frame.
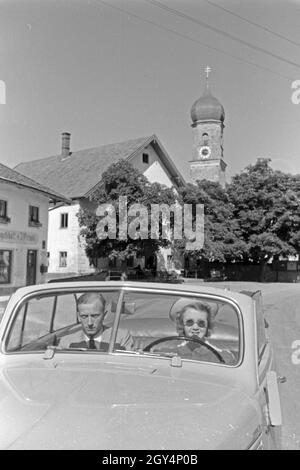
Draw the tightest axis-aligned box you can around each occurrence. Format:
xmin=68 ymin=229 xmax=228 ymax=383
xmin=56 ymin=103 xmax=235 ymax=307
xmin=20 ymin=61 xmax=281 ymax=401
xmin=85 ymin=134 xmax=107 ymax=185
xmin=59 ymin=325 xmax=134 ymax=351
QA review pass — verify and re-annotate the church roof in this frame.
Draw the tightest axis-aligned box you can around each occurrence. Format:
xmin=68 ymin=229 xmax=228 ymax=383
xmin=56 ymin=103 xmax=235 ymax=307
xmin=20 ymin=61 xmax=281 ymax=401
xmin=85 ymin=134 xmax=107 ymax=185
xmin=191 ymin=87 xmax=225 ymax=123
xmin=15 ymin=135 xmax=185 ymax=199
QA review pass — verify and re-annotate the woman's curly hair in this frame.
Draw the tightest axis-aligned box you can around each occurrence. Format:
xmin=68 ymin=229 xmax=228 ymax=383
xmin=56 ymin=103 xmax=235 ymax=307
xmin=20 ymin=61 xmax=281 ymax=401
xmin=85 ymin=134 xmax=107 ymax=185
xmin=175 ymin=301 xmax=213 ymax=337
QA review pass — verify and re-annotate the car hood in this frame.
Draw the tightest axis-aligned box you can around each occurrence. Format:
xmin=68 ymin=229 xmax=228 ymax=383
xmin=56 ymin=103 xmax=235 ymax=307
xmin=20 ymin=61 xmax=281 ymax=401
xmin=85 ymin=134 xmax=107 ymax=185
xmin=0 ymin=357 xmax=260 ymax=449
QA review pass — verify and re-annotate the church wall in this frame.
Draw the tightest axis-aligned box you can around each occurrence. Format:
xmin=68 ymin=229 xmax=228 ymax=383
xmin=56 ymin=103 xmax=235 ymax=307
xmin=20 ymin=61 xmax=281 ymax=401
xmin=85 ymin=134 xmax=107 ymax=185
xmin=192 ymin=121 xmax=223 ymax=161
xmin=190 ymin=160 xmax=226 ymax=186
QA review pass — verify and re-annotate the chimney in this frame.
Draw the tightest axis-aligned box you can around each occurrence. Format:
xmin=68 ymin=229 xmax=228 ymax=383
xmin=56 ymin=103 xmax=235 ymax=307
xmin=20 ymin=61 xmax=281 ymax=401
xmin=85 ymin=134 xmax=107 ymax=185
xmin=61 ymin=132 xmax=71 ymax=158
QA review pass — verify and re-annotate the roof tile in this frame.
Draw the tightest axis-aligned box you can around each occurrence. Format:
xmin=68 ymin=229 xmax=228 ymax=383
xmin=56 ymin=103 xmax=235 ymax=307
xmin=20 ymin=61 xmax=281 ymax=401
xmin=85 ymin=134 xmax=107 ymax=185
xmin=0 ymin=162 xmax=70 ymax=202
xmin=15 ymin=136 xmax=152 ymax=199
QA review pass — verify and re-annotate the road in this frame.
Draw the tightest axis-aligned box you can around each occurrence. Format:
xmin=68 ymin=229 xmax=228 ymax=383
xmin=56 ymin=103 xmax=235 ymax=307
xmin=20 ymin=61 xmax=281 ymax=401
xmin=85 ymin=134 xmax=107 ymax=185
xmin=195 ymin=281 xmax=300 ymax=450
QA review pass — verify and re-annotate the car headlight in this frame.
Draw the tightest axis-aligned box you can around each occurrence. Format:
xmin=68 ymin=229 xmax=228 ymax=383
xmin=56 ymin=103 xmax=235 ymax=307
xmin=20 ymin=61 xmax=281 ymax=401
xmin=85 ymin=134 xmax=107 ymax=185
xmin=247 ymin=433 xmax=264 ymax=450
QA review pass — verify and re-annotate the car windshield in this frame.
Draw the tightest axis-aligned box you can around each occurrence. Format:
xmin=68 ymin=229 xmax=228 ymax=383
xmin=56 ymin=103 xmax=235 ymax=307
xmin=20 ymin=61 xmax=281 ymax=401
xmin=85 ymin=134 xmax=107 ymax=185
xmin=5 ymin=287 xmax=241 ymax=365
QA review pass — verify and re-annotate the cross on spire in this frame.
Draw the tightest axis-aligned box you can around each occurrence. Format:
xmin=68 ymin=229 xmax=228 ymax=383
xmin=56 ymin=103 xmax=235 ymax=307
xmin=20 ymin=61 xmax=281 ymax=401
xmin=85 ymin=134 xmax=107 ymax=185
xmin=205 ymin=66 xmax=211 ymax=90
xmin=205 ymin=65 xmax=212 ymax=79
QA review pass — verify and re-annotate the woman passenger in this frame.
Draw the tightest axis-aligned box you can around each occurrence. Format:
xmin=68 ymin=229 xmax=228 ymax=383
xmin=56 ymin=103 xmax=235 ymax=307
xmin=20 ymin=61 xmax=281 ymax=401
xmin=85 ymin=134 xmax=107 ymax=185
xmin=171 ymin=300 xmax=235 ymax=364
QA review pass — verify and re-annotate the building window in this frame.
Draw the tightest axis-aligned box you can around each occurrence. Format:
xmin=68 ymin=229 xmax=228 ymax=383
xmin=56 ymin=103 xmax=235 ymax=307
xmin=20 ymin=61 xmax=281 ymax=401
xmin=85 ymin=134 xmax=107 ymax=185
xmin=109 ymin=257 xmax=117 ymax=268
xmin=127 ymin=256 xmax=134 ymax=268
xmin=59 ymin=251 xmax=67 ymax=267
xmin=0 ymin=250 xmax=12 ymax=284
xmin=47 ymin=252 xmax=50 ymax=258
xmin=0 ymin=200 xmax=7 ymax=217
xmin=0 ymin=200 xmax=10 ymax=223
xmin=60 ymin=213 xmax=68 ymax=228
xmin=142 ymin=153 xmax=149 ymax=164
xmin=184 ymin=256 xmax=190 ymax=269
xmin=29 ymin=206 xmax=41 ymax=226
xmin=167 ymin=254 xmax=173 ymax=269
xmin=202 ymin=132 xmax=209 ymax=144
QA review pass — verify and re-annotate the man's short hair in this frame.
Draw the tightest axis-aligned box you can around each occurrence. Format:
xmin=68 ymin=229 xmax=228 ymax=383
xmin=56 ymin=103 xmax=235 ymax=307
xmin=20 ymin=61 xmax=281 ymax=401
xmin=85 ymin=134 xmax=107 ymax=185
xmin=77 ymin=292 xmax=106 ymax=311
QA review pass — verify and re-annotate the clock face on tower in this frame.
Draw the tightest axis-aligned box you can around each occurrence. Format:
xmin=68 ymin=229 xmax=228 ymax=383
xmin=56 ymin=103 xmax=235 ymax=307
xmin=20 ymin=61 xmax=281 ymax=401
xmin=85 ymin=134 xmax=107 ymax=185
xmin=198 ymin=145 xmax=211 ymax=159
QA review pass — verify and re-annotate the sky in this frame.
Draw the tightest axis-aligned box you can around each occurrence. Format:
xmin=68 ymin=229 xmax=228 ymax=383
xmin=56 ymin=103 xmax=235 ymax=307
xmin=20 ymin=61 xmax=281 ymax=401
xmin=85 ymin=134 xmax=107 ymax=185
xmin=0 ymin=0 xmax=300 ymax=183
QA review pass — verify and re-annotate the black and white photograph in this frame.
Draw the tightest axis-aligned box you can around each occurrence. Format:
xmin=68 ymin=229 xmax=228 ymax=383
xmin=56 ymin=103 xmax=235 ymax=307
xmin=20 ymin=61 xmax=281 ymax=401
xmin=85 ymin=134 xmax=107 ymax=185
xmin=0 ymin=0 xmax=300 ymax=451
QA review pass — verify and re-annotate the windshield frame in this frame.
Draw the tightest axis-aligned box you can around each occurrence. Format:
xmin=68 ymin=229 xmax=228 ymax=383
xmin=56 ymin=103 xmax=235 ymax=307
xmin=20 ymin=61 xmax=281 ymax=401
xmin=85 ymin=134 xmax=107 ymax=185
xmin=113 ymin=286 xmax=244 ymax=367
xmin=1 ymin=285 xmax=244 ymax=367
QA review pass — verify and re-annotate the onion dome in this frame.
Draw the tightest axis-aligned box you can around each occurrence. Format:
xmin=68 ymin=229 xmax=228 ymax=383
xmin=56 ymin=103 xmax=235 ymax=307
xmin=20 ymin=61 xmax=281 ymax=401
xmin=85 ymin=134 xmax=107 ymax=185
xmin=191 ymin=87 xmax=225 ymax=123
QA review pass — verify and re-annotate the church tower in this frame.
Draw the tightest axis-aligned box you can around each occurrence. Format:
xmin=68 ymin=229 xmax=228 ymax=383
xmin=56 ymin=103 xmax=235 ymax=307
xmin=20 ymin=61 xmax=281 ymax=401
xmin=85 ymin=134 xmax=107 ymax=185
xmin=189 ymin=67 xmax=226 ymax=188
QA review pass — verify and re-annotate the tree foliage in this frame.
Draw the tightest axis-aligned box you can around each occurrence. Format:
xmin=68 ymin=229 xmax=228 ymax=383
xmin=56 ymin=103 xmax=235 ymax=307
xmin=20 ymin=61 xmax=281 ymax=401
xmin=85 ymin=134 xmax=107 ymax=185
xmin=179 ymin=160 xmax=300 ymax=276
xmin=77 ymin=160 xmax=177 ymax=264
xmin=78 ymin=157 xmax=300 ymax=278
xmin=227 ymin=159 xmax=300 ymax=268
xmin=179 ymin=179 xmax=245 ymax=262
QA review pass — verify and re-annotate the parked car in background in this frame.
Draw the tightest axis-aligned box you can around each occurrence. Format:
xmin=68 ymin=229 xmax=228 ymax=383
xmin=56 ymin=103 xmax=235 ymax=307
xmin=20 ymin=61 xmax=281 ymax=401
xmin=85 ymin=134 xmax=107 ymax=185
xmin=0 ymin=282 xmax=282 ymax=449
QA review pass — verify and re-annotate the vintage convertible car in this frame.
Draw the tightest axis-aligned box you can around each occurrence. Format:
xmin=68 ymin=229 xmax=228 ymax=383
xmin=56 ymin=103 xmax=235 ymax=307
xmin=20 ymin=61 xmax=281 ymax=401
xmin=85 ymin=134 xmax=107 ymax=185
xmin=0 ymin=281 xmax=282 ymax=449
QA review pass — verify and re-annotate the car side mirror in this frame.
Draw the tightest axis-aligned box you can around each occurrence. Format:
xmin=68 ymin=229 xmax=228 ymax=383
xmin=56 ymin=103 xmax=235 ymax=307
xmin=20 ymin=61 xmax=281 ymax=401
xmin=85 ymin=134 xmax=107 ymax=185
xmin=266 ymin=371 xmax=282 ymax=426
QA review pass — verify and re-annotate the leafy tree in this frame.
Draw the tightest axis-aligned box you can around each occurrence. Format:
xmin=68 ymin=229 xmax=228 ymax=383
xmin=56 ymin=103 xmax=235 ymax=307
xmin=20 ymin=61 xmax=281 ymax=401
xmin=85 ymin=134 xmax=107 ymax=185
xmin=227 ymin=159 xmax=300 ymax=280
xmin=179 ymin=179 xmax=245 ymax=263
xmin=78 ymin=157 xmax=300 ymax=281
xmin=77 ymin=160 xmax=178 ymax=265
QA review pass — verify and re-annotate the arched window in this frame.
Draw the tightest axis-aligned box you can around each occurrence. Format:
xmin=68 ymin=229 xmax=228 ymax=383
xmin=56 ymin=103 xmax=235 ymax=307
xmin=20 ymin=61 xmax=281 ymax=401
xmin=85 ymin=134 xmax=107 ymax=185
xmin=202 ymin=133 xmax=209 ymax=145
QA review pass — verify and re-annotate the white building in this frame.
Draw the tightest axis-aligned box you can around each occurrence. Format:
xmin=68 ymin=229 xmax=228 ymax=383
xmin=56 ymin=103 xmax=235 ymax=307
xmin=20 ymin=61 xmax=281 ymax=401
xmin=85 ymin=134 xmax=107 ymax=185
xmin=15 ymin=134 xmax=185 ymax=277
xmin=0 ymin=163 xmax=69 ymax=294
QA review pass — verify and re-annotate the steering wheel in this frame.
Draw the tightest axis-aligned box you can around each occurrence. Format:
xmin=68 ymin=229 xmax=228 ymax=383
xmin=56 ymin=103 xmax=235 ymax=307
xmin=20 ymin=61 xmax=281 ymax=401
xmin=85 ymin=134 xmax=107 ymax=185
xmin=143 ymin=335 xmax=225 ymax=363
